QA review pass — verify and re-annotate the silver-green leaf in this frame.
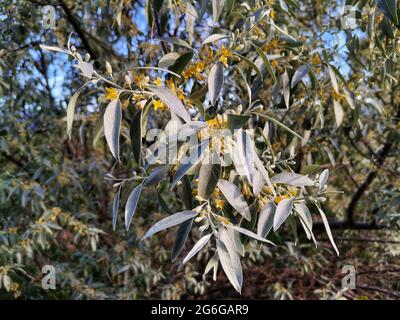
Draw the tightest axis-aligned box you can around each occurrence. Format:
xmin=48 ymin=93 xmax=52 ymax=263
xmin=125 ymin=184 xmax=143 ymax=230
xmin=182 ymin=233 xmax=212 ymax=264
xmin=142 ymin=210 xmax=199 ymax=240
xmin=208 ymin=63 xmax=224 ymax=105
xmin=148 ymin=85 xmax=191 ymax=123
xmin=273 ymin=197 xmax=294 ymax=231
xmin=104 ymin=99 xmax=122 ymax=160
xmin=217 ymin=179 xmax=251 ymax=221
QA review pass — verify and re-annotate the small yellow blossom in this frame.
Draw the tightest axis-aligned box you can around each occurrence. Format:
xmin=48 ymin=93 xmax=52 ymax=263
xmin=105 ymin=87 xmax=118 ymax=100
xmin=312 ymin=54 xmax=321 ymax=65
xmin=218 ymin=46 xmax=234 ymax=68
xmin=153 ymin=77 xmax=162 ymax=86
xmin=269 ymin=9 xmax=276 ymax=19
xmin=166 ymin=78 xmax=176 ymax=92
xmin=274 ymin=195 xmax=291 ymax=204
xmin=133 ymin=74 xmax=149 ymax=89
xmin=215 ymin=199 xmax=225 ymax=210
xmin=288 ymin=187 xmax=298 ymax=197
xmin=153 ymin=99 xmax=166 ymax=111
xmin=132 ymin=93 xmax=144 ymax=101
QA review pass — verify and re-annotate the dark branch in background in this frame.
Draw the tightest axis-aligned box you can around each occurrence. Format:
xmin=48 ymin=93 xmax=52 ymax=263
xmin=153 ymin=2 xmax=168 ymax=54
xmin=346 ymin=103 xmax=400 ymax=227
xmin=58 ymin=0 xmax=98 ymax=61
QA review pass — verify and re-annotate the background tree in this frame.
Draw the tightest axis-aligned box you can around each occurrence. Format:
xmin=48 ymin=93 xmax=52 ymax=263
xmin=0 ymin=0 xmax=399 ymax=299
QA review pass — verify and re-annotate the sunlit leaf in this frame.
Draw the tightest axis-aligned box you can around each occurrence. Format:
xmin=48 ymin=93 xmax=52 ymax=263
xmin=104 ymin=99 xmax=122 ymax=160
xmin=208 ymin=62 xmax=224 ymax=105
xmin=182 ymin=233 xmax=212 ymax=264
xmin=217 ymin=179 xmax=251 ymax=221
xmin=273 ymin=197 xmax=294 ymax=231
xmin=142 ymin=210 xmax=199 ymax=239
xmin=125 ymin=184 xmax=143 ymax=230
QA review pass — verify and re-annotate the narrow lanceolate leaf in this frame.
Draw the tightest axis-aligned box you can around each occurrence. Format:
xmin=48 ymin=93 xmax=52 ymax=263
xmin=235 ymin=53 xmax=263 ymax=80
xmin=67 ymin=89 xmax=82 ymax=139
xmin=273 ymin=197 xmax=294 ymax=231
xmin=253 ymin=113 xmax=306 ymax=142
xmin=271 ymin=172 xmax=314 ymax=187
xmin=170 ymin=52 xmax=194 ymax=75
xmin=112 ymin=188 xmax=121 ymax=231
xmin=130 ymin=109 xmax=142 ymax=165
xmin=294 ymin=202 xmax=313 ymax=240
xmin=39 ymin=44 xmax=67 ymax=53
xmin=182 ymin=233 xmax=212 ymax=264
xmin=148 ymin=85 xmax=191 ymax=123
xmin=198 ymin=153 xmax=221 ymax=200
xmin=282 ymin=70 xmax=290 ymax=108
xmin=257 ymin=202 xmax=276 ymax=238
xmin=254 ymin=151 xmax=276 ymax=197
xmin=233 ymin=129 xmax=254 ymax=185
xmin=291 ymin=65 xmax=309 ymax=88
xmin=154 ymin=36 xmax=193 ymax=50
xmin=328 ymin=64 xmax=339 ymax=93
xmin=319 ymin=169 xmax=329 ymax=187
xmin=229 ymin=225 xmax=275 ymax=245
xmin=125 ymin=184 xmax=143 ymax=230
xmin=333 ymin=99 xmax=344 ymax=127
xmin=216 ymin=238 xmax=242 ymax=294
xmin=204 ymin=252 xmax=219 ymax=281
xmin=158 ymin=52 xmax=181 ymax=68
xmin=172 ymin=218 xmax=193 ymax=261
xmin=104 ymin=99 xmax=122 ymax=160
xmin=171 ymin=139 xmax=209 ymax=189
xmin=212 ymin=0 xmax=226 ymax=24
xmin=144 ymin=165 xmax=170 ymax=187
xmin=202 ymin=34 xmax=229 ymax=45
xmin=316 ymin=205 xmax=339 ymax=256
xmin=219 ymin=229 xmax=242 ymax=287
xmin=252 ymin=169 xmax=264 ymax=196
xmin=217 ymin=179 xmax=251 ymax=221
xmin=142 ymin=210 xmax=199 ymax=240
xmin=249 ymin=41 xmax=277 ymax=84
xmin=208 ymin=63 xmax=224 ymax=105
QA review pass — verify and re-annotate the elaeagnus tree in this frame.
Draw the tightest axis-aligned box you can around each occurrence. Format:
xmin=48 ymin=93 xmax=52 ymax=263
xmin=1 ymin=0 xmax=399 ymax=297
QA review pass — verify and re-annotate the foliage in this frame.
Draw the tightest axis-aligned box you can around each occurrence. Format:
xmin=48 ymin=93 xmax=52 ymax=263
xmin=1 ymin=0 xmax=399 ymax=299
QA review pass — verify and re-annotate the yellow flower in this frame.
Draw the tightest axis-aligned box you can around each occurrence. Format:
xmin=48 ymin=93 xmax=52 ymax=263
xmin=153 ymin=77 xmax=162 ymax=86
xmin=196 ymin=61 xmax=205 ymax=73
xmin=215 ymin=199 xmax=225 ymax=210
xmin=153 ymin=99 xmax=166 ymax=111
xmin=206 ymin=118 xmax=221 ymax=129
xmin=166 ymin=78 xmax=176 ymax=92
xmin=274 ymin=195 xmax=291 ymax=204
xmin=288 ymin=187 xmax=298 ymax=197
xmin=105 ymin=87 xmax=118 ymax=100
xmin=269 ymin=9 xmax=276 ymax=19
xmin=133 ymin=74 xmax=149 ymax=89
xmin=176 ymin=88 xmax=186 ymax=101
xmin=132 ymin=93 xmax=144 ymax=101
xmin=312 ymin=54 xmax=321 ymax=65
xmin=218 ymin=46 xmax=233 ymax=68
xmin=271 ymin=60 xmax=279 ymax=68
